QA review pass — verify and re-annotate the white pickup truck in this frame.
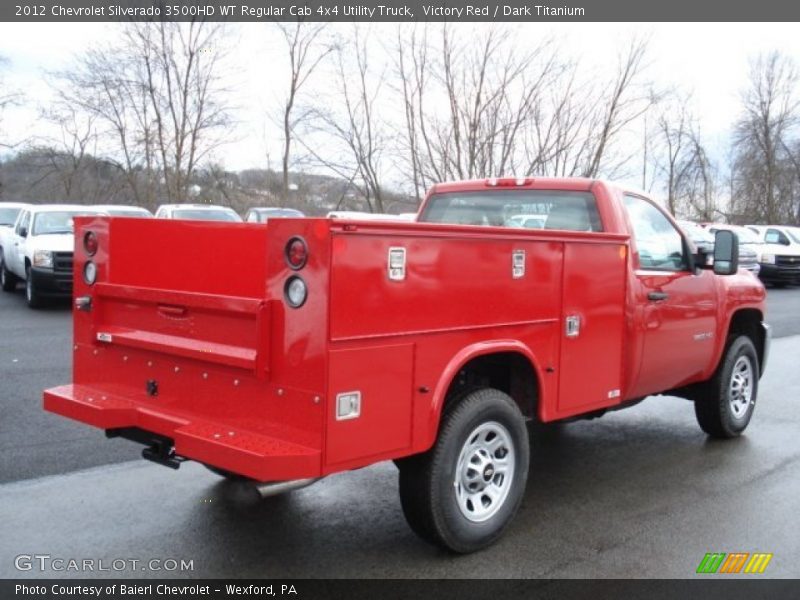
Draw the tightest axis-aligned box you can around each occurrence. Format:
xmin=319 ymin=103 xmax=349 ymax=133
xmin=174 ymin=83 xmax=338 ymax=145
xmin=747 ymin=224 xmax=800 ymax=286
xmin=0 ymin=204 xmax=101 ymax=308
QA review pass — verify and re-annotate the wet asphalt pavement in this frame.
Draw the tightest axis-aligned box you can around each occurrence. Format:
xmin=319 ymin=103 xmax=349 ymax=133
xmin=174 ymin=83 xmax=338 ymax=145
xmin=0 ymin=285 xmax=799 ymax=578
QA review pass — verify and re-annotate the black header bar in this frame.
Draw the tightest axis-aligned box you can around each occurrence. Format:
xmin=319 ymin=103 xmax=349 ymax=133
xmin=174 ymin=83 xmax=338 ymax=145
xmin=3 ymin=0 xmax=800 ymax=22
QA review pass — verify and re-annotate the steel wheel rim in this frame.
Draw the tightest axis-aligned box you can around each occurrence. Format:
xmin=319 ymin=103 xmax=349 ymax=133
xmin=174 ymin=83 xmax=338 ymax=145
xmin=729 ymin=356 xmax=753 ymax=419
xmin=26 ymin=275 xmax=32 ymax=302
xmin=454 ymin=421 xmax=515 ymax=523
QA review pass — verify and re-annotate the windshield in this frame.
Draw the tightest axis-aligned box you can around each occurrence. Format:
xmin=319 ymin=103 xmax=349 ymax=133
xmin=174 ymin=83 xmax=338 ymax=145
xmin=419 ymin=190 xmax=602 ymax=232
xmin=256 ymin=209 xmax=303 ymax=218
xmin=0 ymin=207 xmax=22 ymax=226
xmin=788 ymin=228 xmax=800 ymax=244
xmin=32 ymin=211 xmax=95 ymax=235
xmin=105 ymin=209 xmax=152 ymax=218
xmin=172 ymin=209 xmax=240 ymax=222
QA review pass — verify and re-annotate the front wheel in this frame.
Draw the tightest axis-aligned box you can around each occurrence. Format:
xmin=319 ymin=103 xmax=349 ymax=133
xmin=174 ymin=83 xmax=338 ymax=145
xmin=0 ymin=252 xmax=17 ymax=292
xmin=398 ymin=388 xmax=529 ymax=553
xmin=25 ymin=265 xmax=43 ymax=309
xmin=694 ymin=336 xmax=759 ymax=438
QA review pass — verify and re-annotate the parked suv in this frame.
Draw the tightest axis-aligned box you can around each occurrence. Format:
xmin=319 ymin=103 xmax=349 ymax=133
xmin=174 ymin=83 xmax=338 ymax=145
xmin=706 ymin=224 xmax=763 ymax=275
xmin=155 ymin=204 xmax=241 ymax=222
xmin=94 ymin=205 xmax=153 ymax=218
xmin=677 ymin=220 xmax=715 ymax=254
xmin=746 ymin=225 xmax=800 ymax=285
xmin=245 ymin=207 xmax=304 ymax=223
xmin=0 ymin=205 xmax=102 ymax=307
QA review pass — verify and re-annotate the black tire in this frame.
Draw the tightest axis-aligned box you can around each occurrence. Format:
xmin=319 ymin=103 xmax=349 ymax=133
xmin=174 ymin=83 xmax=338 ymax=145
xmin=1 ymin=251 xmax=17 ymax=292
xmin=25 ymin=265 xmax=43 ymax=309
xmin=398 ymin=388 xmax=529 ymax=553
xmin=694 ymin=336 xmax=759 ymax=438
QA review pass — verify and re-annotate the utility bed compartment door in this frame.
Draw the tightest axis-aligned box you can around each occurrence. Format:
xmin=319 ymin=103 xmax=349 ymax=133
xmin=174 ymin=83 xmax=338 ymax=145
xmin=557 ymin=242 xmax=627 ymax=417
xmin=325 ymin=343 xmax=414 ymax=468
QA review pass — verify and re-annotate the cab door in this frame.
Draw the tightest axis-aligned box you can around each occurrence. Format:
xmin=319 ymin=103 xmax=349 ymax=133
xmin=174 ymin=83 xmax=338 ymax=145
xmin=623 ymin=194 xmax=718 ymax=398
xmin=8 ymin=209 xmax=30 ymax=276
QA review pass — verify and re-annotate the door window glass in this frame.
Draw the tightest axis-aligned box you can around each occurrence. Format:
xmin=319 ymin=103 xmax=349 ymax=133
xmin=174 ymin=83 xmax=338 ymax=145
xmin=15 ymin=211 xmax=30 ymax=236
xmin=765 ymin=229 xmax=789 ymax=245
xmin=624 ymin=195 xmax=687 ymax=271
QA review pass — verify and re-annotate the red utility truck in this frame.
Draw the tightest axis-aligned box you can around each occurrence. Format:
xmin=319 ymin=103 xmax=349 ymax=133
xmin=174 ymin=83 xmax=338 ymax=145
xmin=45 ymin=178 xmax=770 ymax=553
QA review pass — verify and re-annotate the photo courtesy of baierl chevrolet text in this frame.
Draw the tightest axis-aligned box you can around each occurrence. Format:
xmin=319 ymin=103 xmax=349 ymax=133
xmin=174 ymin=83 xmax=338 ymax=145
xmin=1 ymin=1 xmax=799 ymax=599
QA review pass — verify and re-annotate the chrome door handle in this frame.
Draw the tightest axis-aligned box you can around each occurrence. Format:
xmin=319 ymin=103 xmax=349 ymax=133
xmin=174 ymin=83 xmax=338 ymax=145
xmin=648 ymin=291 xmax=668 ymax=301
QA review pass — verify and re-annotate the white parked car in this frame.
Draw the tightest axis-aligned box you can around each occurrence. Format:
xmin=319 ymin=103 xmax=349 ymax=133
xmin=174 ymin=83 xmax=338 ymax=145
xmin=94 ymin=204 xmax=153 ymax=218
xmin=245 ymin=207 xmax=305 ymax=223
xmin=507 ymin=214 xmax=548 ymax=229
xmin=0 ymin=204 xmax=102 ymax=307
xmin=326 ymin=211 xmax=413 ymax=222
xmin=155 ymin=204 xmax=242 ymax=222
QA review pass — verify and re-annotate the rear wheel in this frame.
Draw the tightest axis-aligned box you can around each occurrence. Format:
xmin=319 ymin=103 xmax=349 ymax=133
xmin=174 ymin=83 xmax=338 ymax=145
xmin=694 ymin=336 xmax=759 ymax=438
xmin=1 ymin=252 xmax=17 ymax=292
xmin=398 ymin=388 xmax=529 ymax=553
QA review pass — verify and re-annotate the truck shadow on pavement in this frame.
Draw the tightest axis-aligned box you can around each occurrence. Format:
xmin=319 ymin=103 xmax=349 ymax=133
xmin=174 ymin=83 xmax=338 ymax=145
xmin=181 ymin=399 xmax=763 ymax=576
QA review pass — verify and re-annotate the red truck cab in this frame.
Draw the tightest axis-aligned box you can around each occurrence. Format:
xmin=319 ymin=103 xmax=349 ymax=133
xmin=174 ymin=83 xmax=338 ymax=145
xmin=45 ymin=178 xmax=769 ymax=553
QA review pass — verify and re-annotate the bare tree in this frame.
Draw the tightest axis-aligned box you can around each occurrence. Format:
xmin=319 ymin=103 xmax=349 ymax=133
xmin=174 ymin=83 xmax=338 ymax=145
xmin=396 ymin=25 xmax=563 ymax=188
xmin=394 ymin=27 xmax=653 ymax=194
xmin=304 ymin=26 xmax=389 ymax=212
xmin=50 ymin=22 xmax=232 ymax=208
xmin=0 ymin=55 xmax=24 ymax=198
xmin=395 ymin=25 xmax=428 ymax=202
xmin=275 ymin=22 xmax=332 ymax=205
xmin=0 ymin=56 xmax=22 ymax=148
xmin=31 ymin=107 xmax=105 ymax=201
xmin=679 ymin=130 xmax=719 ymax=221
xmin=731 ymin=51 xmax=799 ymax=224
xmin=651 ymin=93 xmax=697 ymax=214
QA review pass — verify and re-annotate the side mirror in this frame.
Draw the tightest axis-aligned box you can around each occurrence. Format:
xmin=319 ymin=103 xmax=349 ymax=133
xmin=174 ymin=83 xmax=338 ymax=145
xmin=19 ymin=227 xmax=27 ymax=238
xmin=713 ymin=230 xmax=739 ymax=275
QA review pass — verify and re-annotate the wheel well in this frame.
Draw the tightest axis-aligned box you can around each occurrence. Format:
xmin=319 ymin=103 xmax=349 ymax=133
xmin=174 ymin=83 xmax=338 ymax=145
xmin=728 ymin=309 xmax=765 ymax=372
xmin=443 ymin=352 xmax=539 ymax=420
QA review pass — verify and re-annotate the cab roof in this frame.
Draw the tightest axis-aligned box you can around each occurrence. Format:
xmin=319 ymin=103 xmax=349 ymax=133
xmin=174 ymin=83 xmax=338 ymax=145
xmin=430 ymin=177 xmax=601 ymax=195
xmin=25 ymin=204 xmax=104 ymax=214
xmin=158 ymin=204 xmax=234 ymax=210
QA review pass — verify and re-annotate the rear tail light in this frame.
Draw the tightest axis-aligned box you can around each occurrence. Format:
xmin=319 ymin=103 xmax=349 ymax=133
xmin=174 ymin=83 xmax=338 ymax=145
xmin=83 ymin=231 xmax=98 ymax=256
xmin=285 ymin=237 xmax=308 ymax=270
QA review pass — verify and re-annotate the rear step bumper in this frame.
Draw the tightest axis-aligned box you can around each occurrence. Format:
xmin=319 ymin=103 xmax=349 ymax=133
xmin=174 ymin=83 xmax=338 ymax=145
xmin=43 ymin=384 xmax=321 ymax=482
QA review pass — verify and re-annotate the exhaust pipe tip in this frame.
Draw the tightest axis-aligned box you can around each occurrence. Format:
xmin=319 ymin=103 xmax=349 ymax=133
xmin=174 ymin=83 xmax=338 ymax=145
xmin=253 ymin=477 xmax=321 ymax=498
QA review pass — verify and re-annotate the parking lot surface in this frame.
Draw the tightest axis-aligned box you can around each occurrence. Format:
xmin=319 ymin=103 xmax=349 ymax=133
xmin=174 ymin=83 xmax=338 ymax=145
xmin=1 ymin=286 xmax=799 ymax=577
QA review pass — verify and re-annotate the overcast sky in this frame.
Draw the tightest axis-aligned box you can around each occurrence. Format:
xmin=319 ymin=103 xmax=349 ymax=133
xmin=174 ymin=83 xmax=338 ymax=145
xmin=1 ymin=22 xmax=799 ymax=190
